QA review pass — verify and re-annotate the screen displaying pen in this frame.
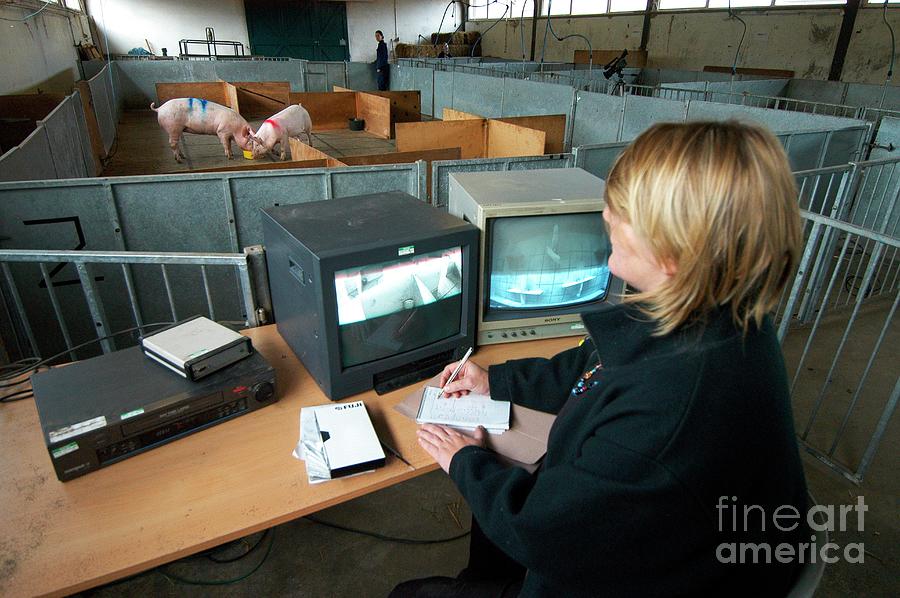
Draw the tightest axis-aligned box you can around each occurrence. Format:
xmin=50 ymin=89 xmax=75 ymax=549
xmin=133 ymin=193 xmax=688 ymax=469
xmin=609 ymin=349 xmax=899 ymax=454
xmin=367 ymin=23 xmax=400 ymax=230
xmin=440 ymin=347 xmax=473 ymax=395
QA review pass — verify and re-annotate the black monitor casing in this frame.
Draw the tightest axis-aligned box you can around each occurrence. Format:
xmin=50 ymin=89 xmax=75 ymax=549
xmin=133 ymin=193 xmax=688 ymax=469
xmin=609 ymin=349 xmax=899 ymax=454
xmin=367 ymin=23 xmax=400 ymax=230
xmin=262 ymin=192 xmax=478 ymax=401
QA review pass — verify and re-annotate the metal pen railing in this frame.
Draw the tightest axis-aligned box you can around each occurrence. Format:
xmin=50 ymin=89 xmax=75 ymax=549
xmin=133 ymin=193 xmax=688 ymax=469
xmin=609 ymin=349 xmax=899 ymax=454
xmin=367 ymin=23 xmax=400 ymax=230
xmin=0 ymin=250 xmax=261 ymax=361
xmin=775 ymin=210 xmax=899 ymax=484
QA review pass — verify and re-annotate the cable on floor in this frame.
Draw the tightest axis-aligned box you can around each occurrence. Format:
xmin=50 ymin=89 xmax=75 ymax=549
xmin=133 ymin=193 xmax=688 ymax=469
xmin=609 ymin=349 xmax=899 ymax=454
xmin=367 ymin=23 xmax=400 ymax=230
xmin=305 ymin=514 xmax=471 ymax=545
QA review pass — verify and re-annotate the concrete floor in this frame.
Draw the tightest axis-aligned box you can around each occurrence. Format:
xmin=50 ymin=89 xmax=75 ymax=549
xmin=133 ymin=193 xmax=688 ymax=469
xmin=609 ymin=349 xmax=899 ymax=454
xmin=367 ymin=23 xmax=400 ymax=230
xmin=102 ymin=110 xmax=396 ymax=177
xmin=78 ymin=114 xmax=897 ymax=597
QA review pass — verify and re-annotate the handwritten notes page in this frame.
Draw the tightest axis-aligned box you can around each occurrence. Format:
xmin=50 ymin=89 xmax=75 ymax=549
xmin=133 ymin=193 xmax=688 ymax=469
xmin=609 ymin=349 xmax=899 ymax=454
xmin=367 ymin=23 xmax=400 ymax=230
xmin=416 ymin=386 xmax=510 ymax=433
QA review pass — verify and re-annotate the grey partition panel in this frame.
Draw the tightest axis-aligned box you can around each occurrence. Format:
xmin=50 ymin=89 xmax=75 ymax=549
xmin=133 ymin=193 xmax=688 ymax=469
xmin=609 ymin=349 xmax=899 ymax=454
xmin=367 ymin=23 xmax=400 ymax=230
xmin=452 ymin=72 xmax=503 ymax=118
xmin=870 ymin=116 xmax=900 ymax=162
xmin=74 ymin=90 xmax=95 ymax=177
xmin=414 ymin=68 xmax=435 ymax=117
xmin=90 ymin=67 xmax=117 ymax=154
xmin=304 ymin=61 xmax=347 ymax=91
xmin=430 ymin=154 xmax=574 ymax=209
xmin=0 ymin=128 xmax=57 ymax=182
xmin=573 ymin=142 xmax=628 ymax=179
xmin=115 ymin=60 xmax=218 ymax=108
xmin=40 ymin=95 xmax=90 ymax=180
xmin=213 ymin=60 xmax=306 ymax=91
xmin=781 ymin=131 xmax=829 ymax=171
xmin=500 ymin=77 xmax=576 ymax=118
xmin=685 ymin=100 xmax=863 ymax=133
xmin=433 ymin=70 xmax=453 ymax=118
xmin=785 ymin=79 xmax=845 ymax=105
xmin=82 ymin=59 xmax=106 ymax=79
xmin=845 ymin=83 xmax=900 ymax=112
xmin=390 ymin=65 xmax=415 ymax=92
xmin=823 ymin=127 xmax=870 ymax=166
xmin=706 ymin=79 xmax=789 ymax=101
xmin=348 ymin=62 xmax=377 ymax=91
xmin=572 ymin=91 xmax=624 ymax=146
xmin=0 ymin=164 xmax=422 ymax=252
xmin=620 ymin=95 xmax=688 ymax=141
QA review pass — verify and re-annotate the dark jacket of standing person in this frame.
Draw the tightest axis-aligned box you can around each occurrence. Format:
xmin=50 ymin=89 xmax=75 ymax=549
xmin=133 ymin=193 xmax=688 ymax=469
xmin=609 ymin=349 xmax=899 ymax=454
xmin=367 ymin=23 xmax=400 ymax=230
xmin=375 ymin=30 xmax=389 ymax=91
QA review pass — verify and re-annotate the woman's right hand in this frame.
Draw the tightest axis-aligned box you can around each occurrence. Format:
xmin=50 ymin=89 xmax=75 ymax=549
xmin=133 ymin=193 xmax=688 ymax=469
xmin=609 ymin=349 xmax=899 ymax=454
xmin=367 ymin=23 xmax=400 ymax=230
xmin=439 ymin=360 xmax=489 ymax=398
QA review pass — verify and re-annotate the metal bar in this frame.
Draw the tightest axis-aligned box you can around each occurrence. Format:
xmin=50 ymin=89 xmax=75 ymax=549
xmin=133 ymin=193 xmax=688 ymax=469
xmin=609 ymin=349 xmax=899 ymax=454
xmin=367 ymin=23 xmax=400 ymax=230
xmin=120 ymin=263 xmax=144 ymax=331
xmin=235 ymin=262 xmax=258 ymax=327
xmin=796 ymin=234 xmax=853 ymax=438
xmin=777 ymin=221 xmax=824 ymax=342
xmin=160 ymin=264 xmax=178 ymax=322
xmin=38 ymin=262 xmax=76 ymax=361
xmin=855 ymin=375 xmax=900 ymax=481
xmin=0 ymin=250 xmax=249 ymax=265
xmin=827 ymin=286 xmax=899 ymax=456
xmin=809 ymin=242 xmax=885 ymax=438
xmin=1 ymin=262 xmax=39 ymax=358
xmin=201 ymin=265 xmax=216 ymax=321
xmin=828 ymin=0 xmax=862 ymax=82
xmin=75 ymin=262 xmax=114 ymax=354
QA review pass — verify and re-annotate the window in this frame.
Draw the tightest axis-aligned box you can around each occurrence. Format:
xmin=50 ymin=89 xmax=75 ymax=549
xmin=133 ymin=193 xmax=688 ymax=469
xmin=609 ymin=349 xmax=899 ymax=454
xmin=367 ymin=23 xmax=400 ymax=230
xmin=62 ymin=0 xmax=82 ymax=10
xmin=707 ymin=0 xmax=773 ymax=6
xmin=610 ymin=0 xmax=648 ymax=11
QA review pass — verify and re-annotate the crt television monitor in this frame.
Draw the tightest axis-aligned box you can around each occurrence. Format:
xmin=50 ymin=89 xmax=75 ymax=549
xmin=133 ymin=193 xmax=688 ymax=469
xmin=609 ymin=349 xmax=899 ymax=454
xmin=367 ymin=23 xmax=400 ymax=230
xmin=262 ymin=192 xmax=478 ymax=401
xmin=448 ymin=168 xmax=624 ymax=345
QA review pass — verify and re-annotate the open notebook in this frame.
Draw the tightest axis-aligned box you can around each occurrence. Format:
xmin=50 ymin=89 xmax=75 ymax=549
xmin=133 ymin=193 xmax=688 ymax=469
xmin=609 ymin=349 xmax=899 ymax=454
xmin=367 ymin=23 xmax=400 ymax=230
xmin=416 ymin=385 xmax=510 ymax=434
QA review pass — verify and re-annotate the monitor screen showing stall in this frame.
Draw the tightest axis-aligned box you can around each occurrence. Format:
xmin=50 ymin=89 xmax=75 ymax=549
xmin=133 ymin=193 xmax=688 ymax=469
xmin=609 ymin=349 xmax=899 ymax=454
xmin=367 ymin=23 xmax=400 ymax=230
xmin=334 ymin=247 xmax=464 ymax=368
xmin=487 ymin=212 xmax=611 ymax=312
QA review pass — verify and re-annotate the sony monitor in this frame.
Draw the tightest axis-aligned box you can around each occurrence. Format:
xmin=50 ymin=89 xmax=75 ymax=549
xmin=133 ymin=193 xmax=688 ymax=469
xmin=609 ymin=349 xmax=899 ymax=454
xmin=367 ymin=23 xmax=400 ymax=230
xmin=262 ymin=192 xmax=478 ymax=400
xmin=448 ymin=168 xmax=623 ymax=345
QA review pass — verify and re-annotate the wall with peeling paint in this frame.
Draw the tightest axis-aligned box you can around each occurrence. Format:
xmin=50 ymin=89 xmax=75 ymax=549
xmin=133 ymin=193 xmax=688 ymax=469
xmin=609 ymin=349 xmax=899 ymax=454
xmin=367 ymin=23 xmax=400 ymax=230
xmin=469 ymin=8 xmax=900 ymax=85
xmin=0 ymin=5 xmax=90 ymax=95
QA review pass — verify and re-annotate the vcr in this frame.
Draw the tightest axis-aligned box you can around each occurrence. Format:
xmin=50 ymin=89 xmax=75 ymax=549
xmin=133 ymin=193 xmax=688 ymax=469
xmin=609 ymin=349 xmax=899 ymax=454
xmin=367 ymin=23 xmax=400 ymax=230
xmin=31 ymin=345 xmax=277 ymax=482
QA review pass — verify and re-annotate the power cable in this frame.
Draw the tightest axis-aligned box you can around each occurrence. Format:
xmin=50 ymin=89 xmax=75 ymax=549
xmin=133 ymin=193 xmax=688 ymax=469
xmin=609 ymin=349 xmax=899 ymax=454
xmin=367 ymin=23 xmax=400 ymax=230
xmin=0 ymin=0 xmax=55 ymax=22
xmin=727 ymin=0 xmax=748 ymax=93
xmin=471 ymin=2 xmax=510 ymax=57
xmin=880 ymin=0 xmax=896 ymax=109
xmin=161 ymin=529 xmax=275 ymax=586
xmin=541 ymin=1 xmax=593 ymax=72
xmin=305 ymin=515 xmax=471 ymax=544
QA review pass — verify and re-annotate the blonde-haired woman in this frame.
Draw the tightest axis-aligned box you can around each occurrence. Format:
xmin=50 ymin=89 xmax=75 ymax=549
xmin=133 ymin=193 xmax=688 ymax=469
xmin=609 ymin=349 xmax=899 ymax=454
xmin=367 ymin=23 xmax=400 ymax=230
xmin=392 ymin=121 xmax=809 ymax=598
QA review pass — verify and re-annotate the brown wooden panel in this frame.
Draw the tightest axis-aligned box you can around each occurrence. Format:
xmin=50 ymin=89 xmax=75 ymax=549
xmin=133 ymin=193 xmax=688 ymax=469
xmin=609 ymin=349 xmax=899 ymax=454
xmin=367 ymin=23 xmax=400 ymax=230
xmin=332 ymin=86 xmax=354 ymax=92
xmin=288 ymin=137 xmax=347 ymax=166
xmin=364 ymin=90 xmax=421 ymax=124
xmin=0 ymin=93 xmax=65 ymax=120
xmin=575 ymin=49 xmax=647 ymax=68
xmin=442 ymin=108 xmax=482 ymax=121
xmin=181 ymin=158 xmax=329 ymax=174
xmin=74 ymin=81 xmax=105 ymax=173
xmin=156 ymin=82 xmax=230 ymax=107
xmin=233 ymin=81 xmax=290 ymax=117
xmin=703 ymin=66 xmax=795 ymax=78
xmin=495 ymin=114 xmax=565 ymax=154
xmin=395 ymin=120 xmax=485 ymax=159
xmin=486 ymin=120 xmax=545 ymax=158
xmin=356 ymin=92 xmax=391 ymax=139
xmin=224 ymin=82 xmax=239 ymax=112
xmin=289 ymin=92 xmax=358 ymax=131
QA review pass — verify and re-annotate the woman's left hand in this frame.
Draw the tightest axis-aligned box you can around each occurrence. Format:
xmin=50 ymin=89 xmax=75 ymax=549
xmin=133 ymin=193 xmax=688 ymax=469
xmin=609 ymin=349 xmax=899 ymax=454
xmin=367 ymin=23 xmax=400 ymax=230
xmin=417 ymin=424 xmax=486 ymax=473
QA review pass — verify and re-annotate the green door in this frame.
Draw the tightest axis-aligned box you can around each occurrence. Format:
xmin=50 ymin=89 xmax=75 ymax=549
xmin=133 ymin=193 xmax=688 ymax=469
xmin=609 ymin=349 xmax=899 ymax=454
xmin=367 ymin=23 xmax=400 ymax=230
xmin=246 ymin=0 xmax=349 ymax=60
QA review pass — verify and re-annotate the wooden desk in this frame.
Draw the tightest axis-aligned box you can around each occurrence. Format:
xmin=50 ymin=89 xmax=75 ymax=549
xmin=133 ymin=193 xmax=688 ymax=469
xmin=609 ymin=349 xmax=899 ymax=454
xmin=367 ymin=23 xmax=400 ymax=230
xmin=0 ymin=326 xmax=577 ymax=597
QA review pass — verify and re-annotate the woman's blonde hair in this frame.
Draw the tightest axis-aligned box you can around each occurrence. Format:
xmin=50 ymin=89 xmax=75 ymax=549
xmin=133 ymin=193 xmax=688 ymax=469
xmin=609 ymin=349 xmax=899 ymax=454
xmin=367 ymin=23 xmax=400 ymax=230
xmin=604 ymin=121 xmax=802 ymax=335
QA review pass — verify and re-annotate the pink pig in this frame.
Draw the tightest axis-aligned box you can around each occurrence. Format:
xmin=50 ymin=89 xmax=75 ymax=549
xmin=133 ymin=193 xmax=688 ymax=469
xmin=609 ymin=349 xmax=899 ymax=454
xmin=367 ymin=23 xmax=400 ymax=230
xmin=150 ymin=98 xmax=254 ymax=162
xmin=249 ymin=104 xmax=313 ymax=160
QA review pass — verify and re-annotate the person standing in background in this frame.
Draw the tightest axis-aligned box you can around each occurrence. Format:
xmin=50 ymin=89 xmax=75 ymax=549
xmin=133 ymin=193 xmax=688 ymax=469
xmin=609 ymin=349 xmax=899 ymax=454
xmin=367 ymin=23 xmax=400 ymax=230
xmin=375 ymin=30 xmax=389 ymax=91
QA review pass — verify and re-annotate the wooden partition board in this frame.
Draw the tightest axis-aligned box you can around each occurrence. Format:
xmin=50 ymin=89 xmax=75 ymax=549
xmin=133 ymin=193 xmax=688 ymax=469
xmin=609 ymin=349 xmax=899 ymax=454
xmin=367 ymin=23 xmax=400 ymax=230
xmin=224 ymin=83 xmax=239 ymax=114
xmin=495 ymin=114 xmax=565 ymax=154
xmin=156 ymin=82 xmax=237 ymax=110
xmin=180 ymin=158 xmax=329 ymax=174
xmin=288 ymin=137 xmax=347 ymax=166
xmin=575 ymin=49 xmax=647 ymax=68
xmin=289 ymin=92 xmax=357 ymax=131
xmin=355 ymin=92 xmax=391 ymax=139
xmin=332 ymin=86 xmax=354 ymax=93
xmin=442 ymin=108 xmax=483 ymax=121
xmin=486 ymin=120 xmax=546 ymax=159
xmin=364 ymin=90 xmax=421 ymax=126
xmin=74 ymin=81 xmax=105 ymax=173
xmin=703 ymin=66 xmax=794 ymax=78
xmin=0 ymin=93 xmax=65 ymax=120
xmin=342 ymin=147 xmax=461 ymax=200
xmin=233 ymin=81 xmax=290 ymax=117
xmin=395 ymin=120 xmax=486 ymax=159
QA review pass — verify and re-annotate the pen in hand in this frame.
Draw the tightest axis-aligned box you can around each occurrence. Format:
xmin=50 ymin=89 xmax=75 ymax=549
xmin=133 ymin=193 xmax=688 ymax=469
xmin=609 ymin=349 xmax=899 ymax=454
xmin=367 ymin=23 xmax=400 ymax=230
xmin=440 ymin=347 xmax=473 ymax=396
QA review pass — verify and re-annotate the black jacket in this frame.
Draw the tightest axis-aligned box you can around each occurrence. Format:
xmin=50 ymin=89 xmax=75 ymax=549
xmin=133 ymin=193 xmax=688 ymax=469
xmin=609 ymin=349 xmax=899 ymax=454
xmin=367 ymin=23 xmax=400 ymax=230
xmin=449 ymin=303 xmax=809 ymax=597
xmin=376 ymin=40 xmax=388 ymax=70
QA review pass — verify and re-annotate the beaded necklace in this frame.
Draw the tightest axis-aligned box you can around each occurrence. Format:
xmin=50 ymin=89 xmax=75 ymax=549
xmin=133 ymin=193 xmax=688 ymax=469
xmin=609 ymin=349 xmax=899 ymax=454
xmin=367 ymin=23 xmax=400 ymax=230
xmin=571 ymin=359 xmax=603 ymax=397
